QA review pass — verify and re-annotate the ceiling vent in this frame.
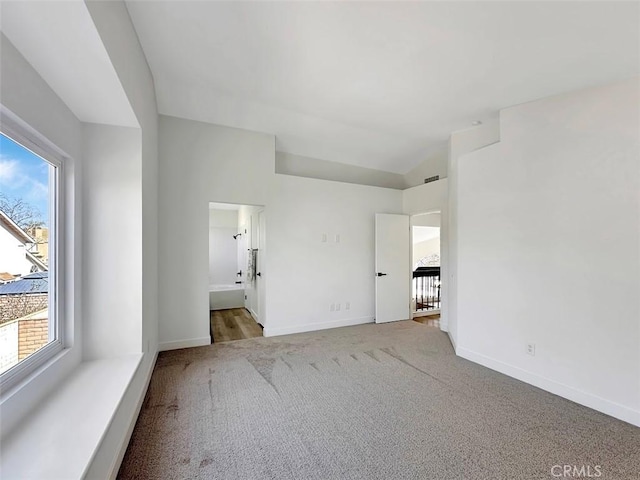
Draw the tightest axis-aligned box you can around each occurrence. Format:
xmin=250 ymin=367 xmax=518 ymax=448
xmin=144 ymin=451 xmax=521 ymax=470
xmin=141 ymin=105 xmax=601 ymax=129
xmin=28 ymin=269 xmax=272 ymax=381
xmin=424 ymin=175 xmax=439 ymax=184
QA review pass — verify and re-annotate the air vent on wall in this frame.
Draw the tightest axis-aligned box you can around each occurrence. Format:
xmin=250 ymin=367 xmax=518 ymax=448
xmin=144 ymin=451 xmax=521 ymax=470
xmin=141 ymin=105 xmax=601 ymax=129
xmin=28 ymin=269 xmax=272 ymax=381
xmin=424 ymin=175 xmax=439 ymax=184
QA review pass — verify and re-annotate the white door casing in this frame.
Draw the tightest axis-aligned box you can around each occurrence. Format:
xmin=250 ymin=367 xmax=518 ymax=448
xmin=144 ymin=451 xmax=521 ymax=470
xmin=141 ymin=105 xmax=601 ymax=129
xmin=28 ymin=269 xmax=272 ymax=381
xmin=257 ymin=209 xmax=266 ymax=327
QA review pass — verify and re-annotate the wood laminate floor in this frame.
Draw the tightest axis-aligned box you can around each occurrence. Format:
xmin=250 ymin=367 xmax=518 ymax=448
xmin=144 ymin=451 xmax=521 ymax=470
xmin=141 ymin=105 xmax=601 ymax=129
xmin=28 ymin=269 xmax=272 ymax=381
xmin=210 ymin=308 xmax=263 ymax=343
xmin=413 ymin=314 xmax=440 ymax=328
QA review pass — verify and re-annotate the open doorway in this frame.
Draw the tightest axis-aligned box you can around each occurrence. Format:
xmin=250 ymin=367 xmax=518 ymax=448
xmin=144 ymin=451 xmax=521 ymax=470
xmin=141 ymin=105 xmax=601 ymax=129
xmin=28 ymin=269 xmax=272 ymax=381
xmin=411 ymin=212 xmax=441 ymax=327
xmin=208 ymin=202 xmax=265 ymax=343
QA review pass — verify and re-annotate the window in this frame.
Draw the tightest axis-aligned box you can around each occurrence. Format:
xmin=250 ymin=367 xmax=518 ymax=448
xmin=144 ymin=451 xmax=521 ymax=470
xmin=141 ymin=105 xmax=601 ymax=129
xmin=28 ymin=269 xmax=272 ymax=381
xmin=0 ymin=127 xmax=63 ymax=390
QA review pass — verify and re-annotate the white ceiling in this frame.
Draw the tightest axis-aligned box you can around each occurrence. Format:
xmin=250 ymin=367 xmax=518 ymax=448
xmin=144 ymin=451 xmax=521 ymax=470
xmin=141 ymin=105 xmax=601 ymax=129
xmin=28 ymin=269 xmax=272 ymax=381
xmin=0 ymin=1 xmax=138 ymax=128
xmin=126 ymin=1 xmax=639 ymax=174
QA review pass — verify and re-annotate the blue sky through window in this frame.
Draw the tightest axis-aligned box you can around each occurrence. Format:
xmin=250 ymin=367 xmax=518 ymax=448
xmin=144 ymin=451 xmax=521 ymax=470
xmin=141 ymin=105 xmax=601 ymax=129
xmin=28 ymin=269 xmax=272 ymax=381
xmin=0 ymin=133 xmax=50 ymax=227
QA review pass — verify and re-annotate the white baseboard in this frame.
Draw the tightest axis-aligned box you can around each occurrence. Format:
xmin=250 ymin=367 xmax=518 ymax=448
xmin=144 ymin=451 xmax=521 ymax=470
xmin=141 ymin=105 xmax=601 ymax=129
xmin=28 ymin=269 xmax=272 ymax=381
xmin=447 ymin=331 xmax=456 ymax=351
xmin=264 ymin=316 xmax=374 ymax=337
xmin=457 ymin=347 xmax=640 ymax=427
xmin=159 ymin=336 xmax=211 ymax=352
xmin=107 ymin=351 xmax=158 ymax=480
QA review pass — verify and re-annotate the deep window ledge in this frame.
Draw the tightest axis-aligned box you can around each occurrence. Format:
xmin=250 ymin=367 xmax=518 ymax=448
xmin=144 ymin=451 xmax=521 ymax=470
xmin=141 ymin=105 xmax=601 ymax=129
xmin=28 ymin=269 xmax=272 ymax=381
xmin=0 ymin=354 xmax=143 ymax=479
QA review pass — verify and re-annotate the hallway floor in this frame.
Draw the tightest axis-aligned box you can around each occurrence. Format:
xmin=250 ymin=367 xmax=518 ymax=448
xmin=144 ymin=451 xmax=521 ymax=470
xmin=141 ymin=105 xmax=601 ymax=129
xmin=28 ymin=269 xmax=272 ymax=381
xmin=210 ymin=307 xmax=263 ymax=342
xmin=413 ymin=313 xmax=440 ymax=327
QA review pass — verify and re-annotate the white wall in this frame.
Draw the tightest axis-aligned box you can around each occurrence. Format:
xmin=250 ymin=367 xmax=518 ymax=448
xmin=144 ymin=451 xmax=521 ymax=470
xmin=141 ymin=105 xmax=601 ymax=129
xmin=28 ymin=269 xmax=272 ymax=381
xmin=81 ymin=124 xmax=142 ymax=360
xmin=80 ymin=2 xmax=160 ymax=477
xmin=413 ymin=237 xmax=440 ymax=267
xmin=265 ymin=175 xmax=402 ymax=336
xmin=276 ymin=151 xmax=405 ymax=190
xmin=411 ymin=213 xmax=440 ymax=228
xmin=447 ymin=119 xmax=500 ymax=346
xmin=86 ymin=0 xmax=159 ymax=359
xmin=402 ymin=179 xmax=449 ymax=332
xmin=159 ymin=114 xmax=405 ymax=344
xmin=158 ymin=115 xmax=274 ymax=350
xmin=209 ymin=209 xmax=239 ymax=286
xmin=0 ymin=32 xmax=83 ymax=439
xmin=209 ymin=209 xmax=238 ymax=229
xmin=0 ymin=227 xmax=32 ymax=277
xmin=456 ymin=78 xmax=640 ymax=426
xmin=402 ymin=145 xmax=448 ymax=189
xmin=1 ymin=4 xmax=157 ymax=477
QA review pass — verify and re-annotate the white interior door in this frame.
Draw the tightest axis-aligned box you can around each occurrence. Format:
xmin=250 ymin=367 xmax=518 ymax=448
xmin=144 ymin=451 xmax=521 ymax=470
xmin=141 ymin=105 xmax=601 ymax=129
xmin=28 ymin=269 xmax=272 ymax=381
xmin=248 ymin=213 xmax=259 ymax=320
xmin=257 ymin=210 xmax=266 ymax=327
xmin=375 ymin=213 xmax=411 ymax=323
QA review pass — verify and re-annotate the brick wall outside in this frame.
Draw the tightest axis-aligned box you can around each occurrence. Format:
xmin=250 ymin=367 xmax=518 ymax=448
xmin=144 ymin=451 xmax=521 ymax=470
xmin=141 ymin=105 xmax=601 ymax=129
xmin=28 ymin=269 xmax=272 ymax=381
xmin=18 ymin=318 xmax=49 ymax=360
xmin=0 ymin=294 xmax=48 ymax=324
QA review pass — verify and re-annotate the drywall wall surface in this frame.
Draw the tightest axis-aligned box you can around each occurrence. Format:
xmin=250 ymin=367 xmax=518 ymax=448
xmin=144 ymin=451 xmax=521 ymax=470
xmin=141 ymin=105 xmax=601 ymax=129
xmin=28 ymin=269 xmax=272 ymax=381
xmin=209 ymin=210 xmax=239 ymax=285
xmin=447 ymin=118 xmax=501 ymax=347
xmin=402 ymin=145 xmax=448 ymax=188
xmin=159 ymin=114 xmax=405 ymax=341
xmin=413 ymin=237 xmax=440 ymax=266
xmin=411 ymin=212 xmax=441 ymax=228
xmin=456 ymin=78 xmax=640 ymax=426
xmin=0 ymin=32 xmax=83 ymax=440
xmin=264 ymin=174 xmax=403 ymax=336
xmin=403 ymin=178 xmax=447 ymax=215
xmin=160 ymin=115 xmax=274 ymax=207
xmin=82 ymin=124 xmax=142 ymax=359
xmin=86 ymin=0 xmax=160 ymax=358
xmin=83 ymin=3 xmax=160 ymax=477
xmin=0 ymin=33 xmax=83 ymax=160
xmin=276 ymin=151 xmax=405 ymax=190
xmin=209 ymin=209 xmax=238 ymax=228
xmin=158 ymin=115 xmax=275 ymax=349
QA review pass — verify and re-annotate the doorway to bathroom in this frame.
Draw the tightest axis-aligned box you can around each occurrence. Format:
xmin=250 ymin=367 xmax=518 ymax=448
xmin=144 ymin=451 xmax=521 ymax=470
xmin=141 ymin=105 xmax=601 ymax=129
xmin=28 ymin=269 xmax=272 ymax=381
xmin=208 ymin=202 xmax=265 ymax=343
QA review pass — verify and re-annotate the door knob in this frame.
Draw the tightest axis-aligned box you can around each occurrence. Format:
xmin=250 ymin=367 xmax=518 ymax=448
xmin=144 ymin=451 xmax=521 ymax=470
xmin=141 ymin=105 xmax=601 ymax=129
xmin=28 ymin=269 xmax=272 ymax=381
xmin=376 ymin=272 xmax=387 ymax=277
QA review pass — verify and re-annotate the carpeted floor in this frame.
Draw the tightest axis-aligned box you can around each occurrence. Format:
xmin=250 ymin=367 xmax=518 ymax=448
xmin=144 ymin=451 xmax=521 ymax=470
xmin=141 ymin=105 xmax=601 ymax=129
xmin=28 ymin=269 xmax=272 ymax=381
xmin=118 ymin=321 xmax=639 ymax=480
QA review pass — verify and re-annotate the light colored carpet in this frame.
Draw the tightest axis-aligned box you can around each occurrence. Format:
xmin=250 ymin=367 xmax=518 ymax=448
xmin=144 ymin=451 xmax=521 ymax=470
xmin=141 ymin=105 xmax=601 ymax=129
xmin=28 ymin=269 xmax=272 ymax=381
xmin=119 ymin=321 xmax=639 ymax=479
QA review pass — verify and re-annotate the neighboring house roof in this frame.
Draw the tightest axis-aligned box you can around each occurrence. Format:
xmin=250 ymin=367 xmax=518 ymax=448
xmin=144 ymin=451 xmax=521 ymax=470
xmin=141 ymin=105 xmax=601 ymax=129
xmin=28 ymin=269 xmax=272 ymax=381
xmin=0 ymin=272 xmax=16 ymax=283
xmin=25 ymin=251 xmax=48 ymax=272
xmin=0 ymin=210 xmax=35 ymax=244
xmin=0 ymin=272 xmax=48 ymax=295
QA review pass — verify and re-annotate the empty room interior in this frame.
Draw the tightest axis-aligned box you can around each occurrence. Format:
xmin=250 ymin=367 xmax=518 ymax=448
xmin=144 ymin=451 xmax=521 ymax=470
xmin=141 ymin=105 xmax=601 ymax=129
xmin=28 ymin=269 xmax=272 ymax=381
xmin=0 ymin=1 xmax=638 ymax=479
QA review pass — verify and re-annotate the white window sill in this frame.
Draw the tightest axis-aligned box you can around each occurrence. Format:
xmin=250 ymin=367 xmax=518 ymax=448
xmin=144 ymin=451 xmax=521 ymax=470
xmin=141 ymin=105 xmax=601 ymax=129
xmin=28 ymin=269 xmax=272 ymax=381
xmin=0 ymin=354 xmax=143 ymax=479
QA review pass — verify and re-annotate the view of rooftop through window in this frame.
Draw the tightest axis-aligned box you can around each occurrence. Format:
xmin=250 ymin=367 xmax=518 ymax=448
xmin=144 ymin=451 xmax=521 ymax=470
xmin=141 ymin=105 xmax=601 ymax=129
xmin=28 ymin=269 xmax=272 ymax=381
xmin=0 ymin=133 xmax=54 ymax=374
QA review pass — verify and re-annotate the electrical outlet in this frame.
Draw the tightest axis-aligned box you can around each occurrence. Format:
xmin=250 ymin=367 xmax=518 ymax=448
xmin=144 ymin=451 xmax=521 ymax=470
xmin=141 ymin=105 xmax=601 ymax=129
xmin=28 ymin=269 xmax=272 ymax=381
xmin=330 ymin=303 xmax=335 ymax=312
xmin=321 ymin=233 xmax=327 ymax=243
xmin=345 ymin=302 xmax=350 ymax=310
xmin=335 ymin=234 xmax=340 ymax=243
xmin=336 ymin=303 xmax=341 ymax=311
xmin=526 ymin=343 xmax=536 ymax=356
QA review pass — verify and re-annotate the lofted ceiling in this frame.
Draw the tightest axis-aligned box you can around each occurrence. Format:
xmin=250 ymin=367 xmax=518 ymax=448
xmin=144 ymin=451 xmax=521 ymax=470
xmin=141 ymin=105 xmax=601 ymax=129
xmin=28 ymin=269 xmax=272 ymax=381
xmin=0 ymin=0 xmax=138 ymax=128
xmin=6 ymin=1 xmax=632 ymax=174
xmin=125 ymin=1 xmax=638 ymax=174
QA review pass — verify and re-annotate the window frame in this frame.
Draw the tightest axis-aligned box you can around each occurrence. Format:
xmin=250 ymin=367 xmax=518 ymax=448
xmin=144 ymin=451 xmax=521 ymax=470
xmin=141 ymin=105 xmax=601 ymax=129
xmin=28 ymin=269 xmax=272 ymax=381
xmin=0 ymin=119 xmax=65 ymax=392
